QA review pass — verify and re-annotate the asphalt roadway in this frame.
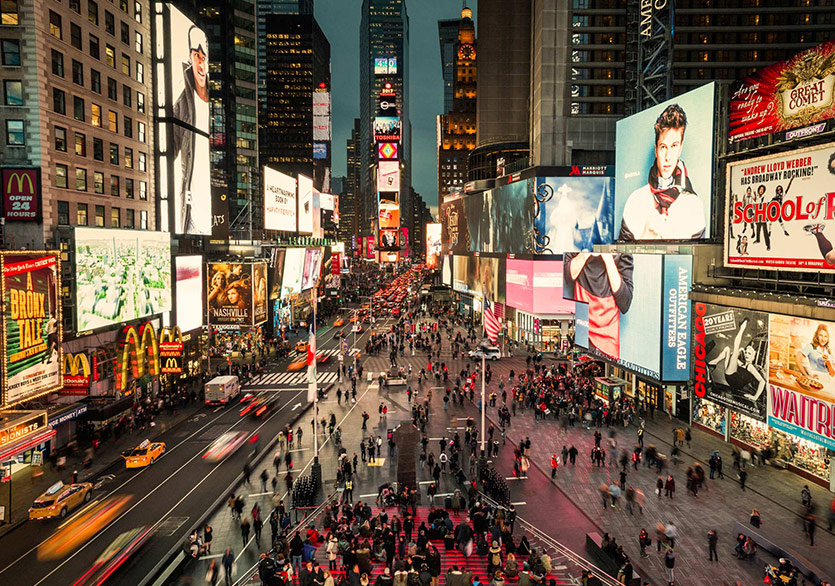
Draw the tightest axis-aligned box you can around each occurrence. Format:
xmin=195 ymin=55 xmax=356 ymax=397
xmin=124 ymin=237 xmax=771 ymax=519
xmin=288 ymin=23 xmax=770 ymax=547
xmin=0 ymin=310 xmax=382 ymax=586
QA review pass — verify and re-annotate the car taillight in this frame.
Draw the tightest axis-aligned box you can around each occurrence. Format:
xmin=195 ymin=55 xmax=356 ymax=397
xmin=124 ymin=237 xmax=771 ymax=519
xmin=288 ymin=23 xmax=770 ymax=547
xmin=255 ymin=406 xmax=267 ymax=416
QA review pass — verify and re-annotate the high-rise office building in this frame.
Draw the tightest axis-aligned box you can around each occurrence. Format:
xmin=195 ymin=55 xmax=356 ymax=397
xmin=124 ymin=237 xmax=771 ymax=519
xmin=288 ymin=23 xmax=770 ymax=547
xmin=437 ymin=18 xmax=458 ymax=115
xmin=437 ymin=6 xmax=476 ymax=209
xmin=256 ymin=0 xmax=313 ymax=111
xmin=261 ymin=13 xmax=331 ymax=191
xmin=341 ymin=118 xmax=361 ymax=248
xmin=359 ymin=0 xmax=409 ymax=238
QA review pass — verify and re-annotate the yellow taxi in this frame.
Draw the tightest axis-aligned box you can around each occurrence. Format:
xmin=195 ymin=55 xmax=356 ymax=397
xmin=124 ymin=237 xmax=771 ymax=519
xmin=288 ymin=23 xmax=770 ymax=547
xmin=121 ymin=439 xmax=166 ymax=468
xmin=287 ymin=359 xmax=306 ymax=371
xmin=29 ymin=480 xmax=94 ymax=520
xmin=349 ymin=315 xmax=359 ymax=323
xmin=333 ymin=318 xmax=345 ymax=327
xmin=295 ymin=340 xmax=309 ymax=353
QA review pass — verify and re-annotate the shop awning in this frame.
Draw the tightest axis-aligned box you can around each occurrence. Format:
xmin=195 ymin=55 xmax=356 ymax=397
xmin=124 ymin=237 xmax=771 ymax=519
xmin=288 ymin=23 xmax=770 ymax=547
xmin=0 ymin=428 xmax=57 ymax=463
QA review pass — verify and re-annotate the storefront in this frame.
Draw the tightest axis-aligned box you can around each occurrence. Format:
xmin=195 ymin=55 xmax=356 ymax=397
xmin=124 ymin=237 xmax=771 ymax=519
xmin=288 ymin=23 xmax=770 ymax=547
xmin=593 ymin=377 xmax=627 ymax=404
xmin=0 ymin=411 xmax=54 ymax=475
xmin=692 ymin=396 xmax=726 ymax=438
xmin=47 ymin=404 xmax=89 ymax=452
xmin=514 ymin=311 xmax=574 ymax=351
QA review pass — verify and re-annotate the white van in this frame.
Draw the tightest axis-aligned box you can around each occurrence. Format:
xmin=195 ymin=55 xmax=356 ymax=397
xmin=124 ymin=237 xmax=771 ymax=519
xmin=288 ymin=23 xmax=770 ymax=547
xmin=468 ymin=346 xmax=502 ymax=361
xmin=205 ymin=375 xmax=241 ymax=405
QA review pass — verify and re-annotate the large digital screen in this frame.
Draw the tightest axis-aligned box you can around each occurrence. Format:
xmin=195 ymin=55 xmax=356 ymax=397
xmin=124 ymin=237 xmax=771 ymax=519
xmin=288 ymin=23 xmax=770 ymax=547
xmin=374 ymin=57 xmax=397 ymax=75
xmin=379 ymin=202 xmax=400 ymax=229
xmin=301 ymin=248 xmax=322 ymax=291
xmin=1 ymin=252 xmax=62 ymax=406
xmin=505 ymin=259 xmax=575 ymax=316
xmin=252 ymin=261 xmax=268 ymax=325
xmin=730 ymin=41 xmax=835 ymax=143
xmin=378 ymin=229 xmax=399 ymax=251
xmin=442 ymin=255 xmax=452 ymax=287
xmin=374 ymin=117 xmax=401 ymax=142
xmin=466 ymin=184 xmax=535 ymax=254
xmin=270 ymin=248 xmax=286 ymax=300
xmin=725 ymin=142 xmax=835 ymax=272
xmin=565 ymin=253 xmax=692 ymax=381
xmin=615 ymin=83 xmax=715 ymax=241
xmin=378 ymin=142 xmax=398 ymax=160
xmin=175 ymin=255 xmax=203 ymax=332
xmin=426 ymin=223 xmax=442 ymax=268
xmin=378 ymin=161 xmax=400 ymax=192
xmin=280 ymin=248 xmax=305 ymax=298
xmin=452 ymin=255 xmax=506 ymax=304
xmin=441 ymin=196 xmax=469 ymax=254
xmin=156 ymin=4 xmax=212 ymax=235
xmin=298 ymin=174 xmax=313 ymax=234
xmin=312 ymin=188 xmax=322 ymax=239
xmin=263 ymin=167 xmax=297 ymax=232
xmin=75 ymin=228 xmax=172 ymax=331
xmin=533 ymin=174 xmax=615 ymax=254
xmin=207 ymin=262 xmax=263 ymax=327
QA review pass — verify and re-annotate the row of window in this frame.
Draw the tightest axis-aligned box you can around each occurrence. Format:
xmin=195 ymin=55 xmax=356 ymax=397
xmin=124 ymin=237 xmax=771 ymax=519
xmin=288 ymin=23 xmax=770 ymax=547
xmin=55 ymin=163 xmax=147 ymax=199
xmin=57 ymin=200 xmax=147 ymax=229
xmin=54 ymin=125 xmax=146 ymax=169
xmin=52 ymin=89 xmax=145 ymax=141
xmin=50 ymin=48 xmax=146 ymax=114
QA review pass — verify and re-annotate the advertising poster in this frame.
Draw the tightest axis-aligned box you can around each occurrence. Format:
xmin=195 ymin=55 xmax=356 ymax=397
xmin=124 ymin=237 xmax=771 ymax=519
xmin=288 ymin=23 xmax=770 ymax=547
xmin=312 ymin=188 xmax=322 ymax=238
xmin=468 ymin=183 xmax=536 ymax=254
xmin=207 ymin=262 xmax=253 ymax=326
xmin=505 ymin=259 xmax=575 ymax=315
xmin=729 ymin=41 xmax=835 ymax=143
xmin=441 ymin=197 xmax=469 ymax=254
xmin=692 ymin=303 xmax=769 ymax=421
xmin=426 ymin=223 xmax=442 ymax=268
xmin=377 ymin=161 xmax=400 ymax=192
xmin=165 ymin=5 xmax=212 ymax=236
xmin=574 ymin=302 xmax=589 ymax=350
xmin=280 ymin=248 xmax=305 ymax=298
xmin=380 ymin=251 xmax=398 ymax=263
xmin=379 ymin=228 xmax=399 ymax=250
xmin=301 ymin=249 xmax=322 ymax=291
xmin=366 ymin=236 xmax=375 ymax=259
xmin=252 ymin=261 xmax=268 ymax=325
xmin=453 ymin=255 xmax=506 ymax=304
xmin=75 ymin=228 xmax=172 ymax=331
xmin=1 ymin=253 xmax=61 ymax=405
xmin=768 ymin=314 xmax=835 ymax=450
xmin=442 ymin=255 xmax=452 ymax=287
xmin=400 ymin=227 xmax=409 ymax=257
xmin=374 ymin=117 xmax=401 ymax=141
xmin=615 ymin=83 xmax=715 ymax=241
xmin=378 ymin=142 xmax=398 ymax=160
xmin=2 ymin=168 xmax=41 ymax=221
xmin=378 ymin=204 xmax=400 ymax=230
xmin=533 ymin=174 xmax=614 ymax=254
xmin=270 ymin=248 xmax=286 ymax=299
xmin=661 ymin=255 xmax=692 ymax=382
xmin=725 ymin=142 xmax=835 ymax=272
xmin=564 ymin=253 xmax=662 ymax=379
xmin=298 ymin=174 xmax=313 ymax=234
xmin=211 ymin=184 xmax=230 ymax=240
xmin=175 ymin=255 xmax=203 ymax=332
xmin=263 ymin=167 xmax=297 ymax=232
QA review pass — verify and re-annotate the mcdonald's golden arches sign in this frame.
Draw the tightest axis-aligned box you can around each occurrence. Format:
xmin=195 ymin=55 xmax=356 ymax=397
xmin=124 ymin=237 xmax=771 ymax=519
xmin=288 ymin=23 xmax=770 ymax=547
xmin=62 ymin=352 xmax=91 ymax=394
xmin=2 ymin=168 xmax=40 ymax=221
xmin=115 ymin=324 xmax=184 ymax=391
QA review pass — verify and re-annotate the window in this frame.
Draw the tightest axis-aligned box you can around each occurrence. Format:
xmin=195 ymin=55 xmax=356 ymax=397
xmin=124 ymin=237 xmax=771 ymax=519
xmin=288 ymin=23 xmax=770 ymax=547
xmin=105 ymin=11 xmax=114 ymax=35
xmin=120 ymin=53 xmax=130 ymax=76
xmin=109 ymin=142 xmax=118 ymax=165
xmin=3 ymin=80 xmax=22 ymax=105
xmin=125 ymin=208 xmax=134 ymax=228
xmin=2 ymin=40 xmax=20 ymax=66
xmin=93 ymin=137 xmax=103 ymax=160
xmin=94 ymin=171 xmax=104 ymax=194
xmin=53 ymin=88 xmax=65 ymax=114
xmin=57 ymin=201 xmax=70 ymax=225
xmin=135 ymin=62 xmax=143 ymax=83
xmin=89 ymin=35 xmax=100 ymax=59
xmin=105 ymin=45 xmax=115 ymax=68
xmin=91 ymin=103 xmax=101 ymax=127
xmin=137 ymin=121 xmax=145 ymax=142
xmin=107 ymin=77 xmax=117 ymax=100
xmin=125 ymin=177 xmax=133 ymax=198
xmin=49 ymin=11 xmax=62 ymax=39
xmin=122 ymin=84 xmax=131 ymax=106
xmin=124 ymin=147 xmax=133 ymax=168
xmin=55 ymin=126 xmax=67 ymax=151
xmin=120 ymin=21 xmax=129 ymax=45
xmin=73 ymin=96 xmax=85 ymax=121
xmin=120 ymin=0 xmax=128 ymax=13
xmin=138 ymin=151 xmax=146 ymax=171
xmin=110 ymin=175 xmax=119 ymax=196
xmin=77 ymin=203 xmax=88 ymax=225
xmin=108 ymin=110 xmax=117 ymax=132
xmin=124 ymin=115 xmax=132 ymax=138
xmin=76 ymin=168 xmax=87 ymax=191
xmin=136 ymin=91 xmax=144 ymax=113
xmin=111 ymin=207 xmax=120 ymax=227
xmin=5 ymin=119 xmax=23 ymax=145
xmin=51 ymin=49 xmax=64 ymax=77
xmin=56 ymin=164 xmax=68 ymax=188
xmin=88 ymin=0 xmax=98 ymax=24
xmin=1 ymin=0 xmax=19 ymax=25
xmin=72 ymin=60 xmax=83 ymax=86
xmin=91 ymin=69 xmax=101 ymax=93
xmin=134 ymin=1 xmax=142 ymax=23
xmin=94 ymin=204 xmax=104 ymax=226
xmin=134 ymin=31 xmax=142 ymax=54
xmin=70 ymin=23 xmax=82 ymax=49
xmin=139 ymin=209 xmax=147 ymax=229
xmin=139 ymin=180 xmax=147 ymax=200
xmin=74 ymin=132 xmax=86 ymax=156
xmin=69 ymin=0 xmax=80 ymax=13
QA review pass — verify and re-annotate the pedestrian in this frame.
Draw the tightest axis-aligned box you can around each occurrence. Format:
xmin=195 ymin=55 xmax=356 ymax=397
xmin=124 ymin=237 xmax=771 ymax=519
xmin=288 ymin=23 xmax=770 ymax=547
xmin=750 ymin=508 xmax=761 ymax=528
xmin=707 ymin=529 xmax=718 ymax=562
xmin=222 ymin=547 xmax=234 ymax=585
xmin=243 ymin=462 xmax=251 ymax=486
xmin=663 ymin=549 xmax=675 ymax=582
xmin=260 ymin=469 xmax=269 ymax=493
xmin=204 ymin=524 xmax=213 ymax=554
xmin=253 ymin=515 xmax=263 ymax=548
xmin=664 ymin=475 xmax=675 ymax=499
xmin=739 ymin=464 xmax=747 ymax=490
xmin=619 ymin=469 xmax=627 ymax=490
xmin=206 ymin=560 xmax=219 ymax=586
xmin=801 ymin=484 xmax=812 ymax=509
xmin=241 ymin=517 xmax=251 ymax=546
xmin=684 ymin=427 xmax=691 ymax=448
xmin=550 ymin=454 xmax=558 ymax=478
xmin=638 ymin=528 xmax=649 ymax=558
xmin=805 ymin=512 xmax=817 ymax=546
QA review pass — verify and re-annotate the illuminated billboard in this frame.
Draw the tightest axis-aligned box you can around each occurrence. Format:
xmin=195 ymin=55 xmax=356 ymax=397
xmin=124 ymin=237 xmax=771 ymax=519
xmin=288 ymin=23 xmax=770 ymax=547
xmin=252 ymin=261 xmax=268 ymax=325
xmin=207 ymin=262 xmax=267 ymax=327
xmin=75 ymin=228 xmax=172 ymax=331
xmin=301 ymin=248 xmax=322 ymax=291
xmin=380 ymin=251 xmax=398 ymax=263
xmin=615 ymin=83 xmax=715 ymax=241
xmin=725 ymin=142 xmax=835 ymax=272
xmin=1 ymin=252 xmax=62 ymax=406
xmin=374 ymin=57 xmax=397 ymax=75
xmin=1 ymin=168 xmax=41 ymax=221
xmin=263 ymin=167 xmax=297 ymax=232
xmin=426 ymin=223 xmax=442 ymax=268
xmin=505 ymin=259 xmax=575 ymax=315
xmin=730 ymin=41 xmax=835 ymax=143
xmin=379 ymin=229 xmax=399 ymax=250
xmin=378 ymin=142 xmax=398 ymax=160
xmin=377 ymin=161 xmax=400 ymax=192
xmin=175 ymin=255 xmax=203 ymax=332
xmin=441 ymin=197 xmax=469 ymax=254
xmin=280 ymin=248 xmax=305 ymax=298
xmin=298 ymin=174 xmax=313 ymax=234
xmin=312 ymin=91 xmax=331 ymax=141
xmin=374 ymin=117 xmax=401 ymax=142
xmin=452 ymin=255 xmax=506 ymax=304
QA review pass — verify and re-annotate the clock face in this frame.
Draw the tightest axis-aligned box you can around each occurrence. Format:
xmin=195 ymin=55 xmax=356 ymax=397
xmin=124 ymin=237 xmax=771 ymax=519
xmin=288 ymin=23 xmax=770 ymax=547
xmin=458 ymin=44 xmax=475 ymax=60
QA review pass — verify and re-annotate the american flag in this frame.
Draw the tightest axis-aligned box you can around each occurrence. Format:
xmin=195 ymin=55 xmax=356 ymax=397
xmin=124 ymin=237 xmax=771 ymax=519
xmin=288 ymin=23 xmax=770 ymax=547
xmin=483 ymin=299 xmax=501 ymax=345
xmin=307 ymin=319 xmax=317 ymax=402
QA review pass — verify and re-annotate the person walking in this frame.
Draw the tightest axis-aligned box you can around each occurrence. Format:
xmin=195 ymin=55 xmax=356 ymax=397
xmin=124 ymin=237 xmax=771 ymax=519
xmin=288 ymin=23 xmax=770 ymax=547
xmin=638 ymin=529 xmax=649 ymax=558
xmin=206 ymin=560 xmax=219 ymax=586
xmin=253 ymin=514 xmax=263 ymax=548
xmin=222 ymin=547 xmax=235 ymax=585
xmin=664 ymin=475 xmax=675 ymax=499
xmin=243 ymin=462 xmax=251 ymax=486
xmin=664 ymin=549 xmax=676 ymax=582
xmin=240 ymin=517 xmax=251 ymax=546
xmin=801 ymin=485 xmax=812 ymax=509
xmin=739 ymin=464 xmax=748 ymax=490
xmin=707 ymin=529 xmax=718 ymax=562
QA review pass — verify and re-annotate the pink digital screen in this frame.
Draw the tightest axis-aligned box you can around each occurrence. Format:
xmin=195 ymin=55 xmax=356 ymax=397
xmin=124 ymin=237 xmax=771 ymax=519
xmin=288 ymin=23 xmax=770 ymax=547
xmin=506 ymin=259 xmax=575 ymax=315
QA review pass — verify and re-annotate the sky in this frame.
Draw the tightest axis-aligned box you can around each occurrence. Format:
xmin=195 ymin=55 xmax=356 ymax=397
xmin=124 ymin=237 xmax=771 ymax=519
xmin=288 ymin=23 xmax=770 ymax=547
xmin=315 ymin=0 xmax=475 ymax=216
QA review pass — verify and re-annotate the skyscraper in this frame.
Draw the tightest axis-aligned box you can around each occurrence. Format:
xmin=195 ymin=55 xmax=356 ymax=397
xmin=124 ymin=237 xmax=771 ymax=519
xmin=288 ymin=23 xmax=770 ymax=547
xmin=256 ymin=0 xmax=313 ymax=111
xmin=341 ymin=118 xmax=361 ymax=249
xmin=437 ymin=18 xmax=459 ymax=115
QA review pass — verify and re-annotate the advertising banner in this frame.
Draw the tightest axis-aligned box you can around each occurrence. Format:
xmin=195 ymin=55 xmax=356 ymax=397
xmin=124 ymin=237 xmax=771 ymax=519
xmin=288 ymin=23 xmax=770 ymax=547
xmin=374 ymin=57 xmax=397 ymax=75
xmin=366 ymin=236 xmax=375 ymax=259
xmin=211 ymin=184 xmax=230 ymax=240
xmin=768 ymin=314 xmax=835 ymax=449
xmin=378 ymin=229 xmax=399 ymax=250
xmin=263 ymin=167 xmax=297 ymax=232
xmin=574 ymin=302 xmax=589 ymax=349
xmin=301 ymin=249 xmax=322 ymax=291
xmin=442 ymin=255 xmax=452 ymax=287
xmin=533 ymin=174 xmax=615 ymax=254
xmin=175 ymin=255 xmax=203 ymax=332
xmin=378 ymin=142 xmax=398 ymax=160
xmin=207 ymin=262 xmax=255 ymax=326
xmin=505 ymin=259 xmax=575 ymax=316
xmin=379 ymin=202 xmax=400 ymax=229
xmin=725 ymin=142 xmax=835 ymax=271
xmin=75 ymin=228 xmax=172 ymax=331
xmin=468 ymin=183 xmax=536 ymax=254
xmin=661 ymin=255 xmax=693 ymax=382
xmin=377 ymin=161 xmax=400 ymax=192
xmin=441 ymin=197 xmax=469 ymax=254
xmin=312 ymin=188 xmax=322 ymax=239
xmin=270 ymin=248 xmax=286 ymax=300
xmin=62 ymin=353 xmax=91 ymax=393
xmin=380 ymin=251 xmax=398 ymax=263
xmin=252 ymin=261 xmax=268 ymax=325
xmin=730 ymin=41 xmax=835 ymax=143
xmin=692 ymin=303 xmax=769 ymax=421
xmin=426 ymin=223 xmax=442 ymax=268
xmin=1 ymin=168 xmax=41 ymax=221
xmin=615 ymin=83 xmax=715 ymax=241
xmin=280 ymin=248 xmax=305 ymax=298
xmin=1 ymin=253 xmax=61 ymax=405
xmin=452 ymin=255 xmax=506 ymax=304
xmin=374 ymin=117 xmax=401 ymax=142
xmin=298 ymin=174 xmax=313 ymax=234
